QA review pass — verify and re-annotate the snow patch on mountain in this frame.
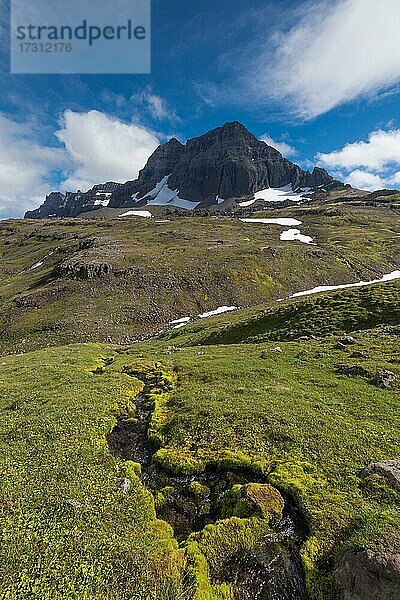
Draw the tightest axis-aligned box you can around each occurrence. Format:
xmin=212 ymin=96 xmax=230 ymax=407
xmin=141 ymin=175 xmax=200 ymax=210
xmin=240 ymin=218 xmax=302 ymax=226
xmin=170 ymin=316 xmax=191 ymax=329
xmin=241 ymin=217 xmax=315 ymax=244
xmin=30 ymin=261 xmax=43 ymax=270
xmin=119 ymin=210 xmax=153 ymax=218
xmin=239 ymin=185 xmax=312 ymax=207
xmin=94 ymin=192 xmax=113 ymax=207
xmin=199 ymin=306 xmax=238 ymax=318
xmin=291 ymin=270 xmax=400 ymax=298
xmin=280 ymin=229 xmax=315 ymax=244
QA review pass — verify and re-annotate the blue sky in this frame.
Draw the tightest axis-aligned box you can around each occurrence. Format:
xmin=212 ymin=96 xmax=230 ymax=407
xmin=1 ymin=0 xmax=400 ymax=217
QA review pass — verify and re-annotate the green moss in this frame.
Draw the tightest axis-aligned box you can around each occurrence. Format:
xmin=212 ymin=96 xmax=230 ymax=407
xmin=124 ymin=460 xmax=142 ymax=479
xmin=186 ymin=517 xmax=274 ymax=599
xmin=214 ymin=450 xmax=271 ymax=476
xmin=147 ymin=369 xmax=177 ymax=448
xmin=300 ymin=537 xmax=338 ymax=600
xmin=148 ymin=390 xmax=172 ymax=447
xmin=219 ymin=484 xmax=245 ymax=518
xmin=185 ymin=539 xmax=235 ymax=600
xmin=189 ymin=481 xmax=210 ymax=498
xmin=153 ymin=448 xmax=205 ymax=476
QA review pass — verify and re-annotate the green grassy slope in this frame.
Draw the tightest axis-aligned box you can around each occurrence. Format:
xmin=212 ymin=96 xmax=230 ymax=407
xmin=0 ymin=345 xmax=185 ymax=600
xmin=0 ymin=205 xmax=399 ymax=599
xmin=117 ymin=328 xmax=400 ymax=598
xmin=162 ymin=279 xmax=400 ymax=346
xmin=1 ymin=202 xmax=398 ymax=354
xmin=0 ymin=324 xmax=399 ymax=599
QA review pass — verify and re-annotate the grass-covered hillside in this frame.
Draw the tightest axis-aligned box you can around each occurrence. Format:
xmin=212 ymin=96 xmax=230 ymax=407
xmin=0 ymin=201 xmax=399 ymax=354
xmin=163 ymin=279 xmax=400 ymax=346
xmin=0 ymin=308 xmax=399 ymax=598
xmin=0 ymin=344 xmax=186 ymax=600
xmin=0 ymin=205 xmax=399 ymax=600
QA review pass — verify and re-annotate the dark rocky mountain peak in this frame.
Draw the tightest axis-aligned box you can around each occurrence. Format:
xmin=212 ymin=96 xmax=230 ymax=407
xmin=25 ymin=121 xmax=337 ymax=218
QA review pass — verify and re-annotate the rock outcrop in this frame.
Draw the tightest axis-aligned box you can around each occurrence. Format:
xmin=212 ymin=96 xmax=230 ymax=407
xmin=334 ymin=550 xmax=400 ymax=599
xmin=361 ymin=460 xmax=400 ymax=490
xmin=25 ymin=121 xmax=337 ymax=218
xmin=374 ymin=370 xmax=396 ymax=389
xmin=25 ymin=182 xmax=121 ymax=219
xmin=55 ymin=262 xmax=113 ymax=280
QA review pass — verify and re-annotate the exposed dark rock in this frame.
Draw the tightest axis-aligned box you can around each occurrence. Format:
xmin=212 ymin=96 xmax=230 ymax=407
xmin=336 ymin=342 xmax=348 ymax=351
xmin=334 ymin=550 xmax=400 ymax=600
xmin=335 ymin=365 xmax=396 ymax=389
xmin=360 ymin=460 xmax=400 ymax=491
xmin=374 ymin=370 xmax=396 ymax=389
xmin=25 ymin=182 xmax=121 ymax=219
xmin=14 ymin=297 xmax=39 ymax=309
xmin=350 ymin=351 xmax=369 ymax=359
xmin=56 ymin=262 xmax=113 ymax=280
xmin=335 ymin=364 xmax=372 ymax=379
xmin=262 ymin=246 xmax=279 ymax=258
xmin=383 ymin=326 xmax=400 ymax=336
xmin=335 ymin=365 xmax=397 ymax=389
xmin=340 ymin=336 xmax=356 ymax=345
xmin=78 ymin=238 xmax=98 ymax=251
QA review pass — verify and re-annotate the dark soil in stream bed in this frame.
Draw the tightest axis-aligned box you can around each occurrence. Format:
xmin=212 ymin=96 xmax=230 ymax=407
xmin=106 ymin=391 xmax=155 ymax=466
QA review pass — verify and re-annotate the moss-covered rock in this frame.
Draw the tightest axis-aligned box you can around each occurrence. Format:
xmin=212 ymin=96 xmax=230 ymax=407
xmin=219 ymin=483 xmax=284 ymax=520
xmin=243 ymin=483 xmax=284 ymax=519
xmin=214 ymin=450 xmax=271 ymax=476
xmin=189 ymin=480 xmax=210 ymax=498
xmin=124 ymin=460 xmax=142 ymax=478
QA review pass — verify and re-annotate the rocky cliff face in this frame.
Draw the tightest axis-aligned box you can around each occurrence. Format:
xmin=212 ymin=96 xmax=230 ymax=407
xmin=25 ymin=121 xmax=335 ymax=218
xmin=25 ymin=182 xmax=121 ymax=219
xmin=109 ymin=121 xmax=334 ymax=209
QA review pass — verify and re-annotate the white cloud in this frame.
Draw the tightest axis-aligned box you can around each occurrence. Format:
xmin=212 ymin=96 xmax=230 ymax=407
xmin=0 ymin=114 xmax=66 ymax=218
xmin=0 ymin=110 xmax=160 ymax=218
xmin=345 ymin=170 xmax=386 ymax=191
xmin=316 ymin=129 xmax=400 ymax=170
xmin=146 ymin=94 xmax=169 ymax=120
xmin=131 ymin=89 xmax=179 ymax=122
xmin=56 ymin=110 xmax=159 ymax=191
xmin=249 ymin=0 xmax=400 ymax=119
xmin=260 ymin=134 xmax=297 ymax=157
xmin=316 ymin=128 xmax=400 ymax=191
xmin=389 ymin=171 xmax=400 ymax=185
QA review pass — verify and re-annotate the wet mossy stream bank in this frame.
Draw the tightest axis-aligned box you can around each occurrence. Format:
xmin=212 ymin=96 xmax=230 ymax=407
xmin=106 ymin=366 xmax=309 ymax=600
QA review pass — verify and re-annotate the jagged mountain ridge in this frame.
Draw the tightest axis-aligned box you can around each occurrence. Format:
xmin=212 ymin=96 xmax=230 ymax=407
xmin=25 ymin=121 xmax=335 ymax=218
xmin=25 ymin=182 xmax=122 ymax=219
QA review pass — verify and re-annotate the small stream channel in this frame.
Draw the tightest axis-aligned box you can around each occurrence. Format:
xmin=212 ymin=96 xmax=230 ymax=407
xmin=106 ymin=366 xmax=309 ymax=600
